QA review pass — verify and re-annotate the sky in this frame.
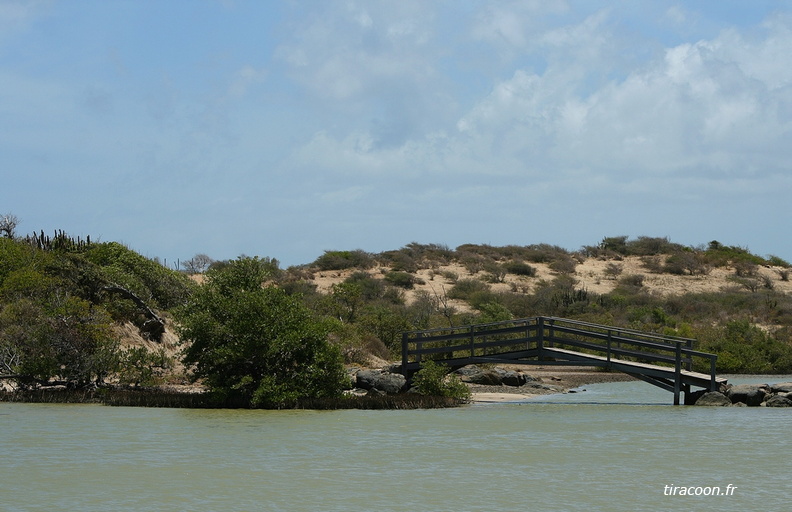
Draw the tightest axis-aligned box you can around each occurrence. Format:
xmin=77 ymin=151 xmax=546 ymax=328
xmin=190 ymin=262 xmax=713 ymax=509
xmin=2 ymin=0 xmax=791 ymax=268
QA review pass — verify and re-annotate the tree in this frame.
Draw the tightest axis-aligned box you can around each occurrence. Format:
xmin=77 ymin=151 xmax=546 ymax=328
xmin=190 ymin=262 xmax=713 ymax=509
xmin=0 ymin=295 xmax=118 ymax=388
xmin=176 ymin=256 xmax=347 ymax=407
xmin=0 ymin=213 xmax=19 ymax=238
xmin=182 ymin=253 xmax=214 ymax=274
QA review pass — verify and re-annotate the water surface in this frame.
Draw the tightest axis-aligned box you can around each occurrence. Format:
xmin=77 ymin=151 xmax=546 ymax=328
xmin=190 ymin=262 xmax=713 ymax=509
xmin=2 ymin=377 xmax=788 ymax=512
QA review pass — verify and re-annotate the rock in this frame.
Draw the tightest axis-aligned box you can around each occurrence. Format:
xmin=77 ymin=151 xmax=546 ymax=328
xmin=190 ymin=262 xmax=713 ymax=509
xmin=770 ymin=382 xmax=792 ymax=394
xmin=694 ymin=391 xmax=732 ymax=407
xmin=685 ymin=389 xmax=708 ymax=405
xmin=501 ymin=369 xmax=527 ymax=387
xmin=455 ymin=365 xmax=530 ymax=386
xmin=456 ymin=366 xmax=502 ymax=385
xmin=765 ymin=395 xmax=792 ymax=407
xmin=382 ymin=363 xmax=403 ymax=374
xmin=355 ymin=369 xmax=407 ymax=394
xmin=725 ymin=384 xmax=768 ymax=406
xmin=455 ymin=365 xmax=483 ymax=379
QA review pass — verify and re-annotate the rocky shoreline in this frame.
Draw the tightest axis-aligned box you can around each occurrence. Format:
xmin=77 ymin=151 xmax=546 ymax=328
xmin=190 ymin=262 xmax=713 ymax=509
xmin=694 ymin=382 xmax=792 ymax=407
xmin=347 ymin=364 xmax=638 ymax=403
xmin=349 ymin=364 xmax=792 ymax=407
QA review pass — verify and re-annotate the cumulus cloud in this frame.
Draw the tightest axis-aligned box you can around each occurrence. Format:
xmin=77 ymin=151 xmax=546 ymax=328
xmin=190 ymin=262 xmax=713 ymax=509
xmin=281 ymin=6 xmax=791 ymax=201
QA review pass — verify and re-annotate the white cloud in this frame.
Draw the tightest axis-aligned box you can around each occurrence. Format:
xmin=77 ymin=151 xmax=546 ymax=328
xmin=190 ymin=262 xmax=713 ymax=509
xmin=276 ymin=5 xmax=792 ymax=215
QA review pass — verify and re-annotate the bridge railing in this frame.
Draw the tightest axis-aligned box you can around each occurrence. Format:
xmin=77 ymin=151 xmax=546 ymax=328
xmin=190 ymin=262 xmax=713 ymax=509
xmin=401 ymin=317 xmax=540 ymax=366
xmin=401 ymin=316 xmax=719 ymax=390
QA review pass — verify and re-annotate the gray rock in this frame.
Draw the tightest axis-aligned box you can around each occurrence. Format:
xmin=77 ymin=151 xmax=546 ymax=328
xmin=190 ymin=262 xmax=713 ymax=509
xmin=455 ymin=365 xmax=483 ymax=379
xmin=355 ymin=369 xmax=406 ymax=394
xmin=770 ymin=382 xmax=792 ymax=394
xmin=455 ymin=365 xmax=530 ymax=386
xmin=694 ymin=391 xmax=732 ymax=407
xmin=501 ymin=369 xmax=528 ymax=387
xmin=725 ymin=384 xmax=768 ymax=406
xmin=765 ymin=395 xmax=792 ymax=407
xmin=456 ymin=366 xmax=503 ymax=385
xmin=355 ymin=369 xmax=380 ymax=390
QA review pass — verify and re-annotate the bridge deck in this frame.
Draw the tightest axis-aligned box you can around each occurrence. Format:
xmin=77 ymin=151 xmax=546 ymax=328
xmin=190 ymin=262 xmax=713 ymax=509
xmin=540 ymin=347 xmax=727 ymax=390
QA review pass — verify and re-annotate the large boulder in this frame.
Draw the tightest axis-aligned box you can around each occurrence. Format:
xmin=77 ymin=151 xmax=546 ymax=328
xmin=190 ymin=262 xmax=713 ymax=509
xmin=355 ymin=369 xmax=407 ymax=394
xmin=694 ymin=391 xmax=732 ymax=407
xmin=455 ymin=365 xmax=530 ymax=387
xmin=765 ymin=395 xmax=792 ymax=408
xmin=725 ymin=384 xmax=768 ymax=406
xmin=770 ymin=382 xmax=792 ymax=394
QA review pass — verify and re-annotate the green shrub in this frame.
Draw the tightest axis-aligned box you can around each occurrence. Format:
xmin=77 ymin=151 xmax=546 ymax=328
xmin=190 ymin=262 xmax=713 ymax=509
xmin=313 ymin=250 xmax=374 ymax=270
xmin=384 ymin=271 xmax=419 ymax=289
xmin=448 ymin=278 xmax=491 ymax=300
xmin=84 ymin=242 xmax=195 ymax=309
xmin=703 ymin=243 xmax=765 ymax=268
xmin=378 ymin=250 xmax=419 ymax=273
xmin=549 ymin=255 xmax=577 ymax=274
xmin=625 ymin=236 xmax=684 ymax=256
xmin=476 ymin=301 xmax=514 ymax=323
xmin=483 ymin=262 xmax=507 ymax=283
xmin=696 ymin=320 xmax=792 ymax=374
xmin=640 ymin=255 xmax=665 ymax=273
xmin=440 ymin=270 xmax=459 ymax=282
xmin=345 ymin=271 xmax=386 ymax=300
xmin=599 ymin=236 xmax=629 ymax=255
xmin=358 ymin=304 xmax=411 ymax=353
xmin=767 ymin=255 xmax=791 ymax=268
xmin=618 ymin=274 xmax=645 ymax=287
xmin=664 ymin=252 xmax=709 ymax=275
xmin=412 ymin=360 xmax=470 ymax=400
xmin=603 ymin=263 xmax=623 ymax=280
xmin=117 ymin=346 xmax=173 ymax=387
xmin=503 ymin=261 xmax=536 ymax=277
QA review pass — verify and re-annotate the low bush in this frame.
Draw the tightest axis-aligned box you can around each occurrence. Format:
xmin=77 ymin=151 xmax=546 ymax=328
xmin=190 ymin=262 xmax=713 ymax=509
xmin=412 ymin=360 xmax=471 ymax=400
xmin=503 ymin=261 xmax=536 ymax=277
xmin=313 ymin=250 xmax=374 ymax=271
xmin=384 ymin=271 xmax=420 ymax=289
xmin=618 ymin=274 xmax=645 ymax=287
xmin=448 ymin=278 xmax=491 ymax=300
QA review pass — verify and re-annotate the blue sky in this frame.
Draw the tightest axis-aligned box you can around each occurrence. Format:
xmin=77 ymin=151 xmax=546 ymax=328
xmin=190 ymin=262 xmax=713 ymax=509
xmin=2 ymin=1 xmax=791 ymax=267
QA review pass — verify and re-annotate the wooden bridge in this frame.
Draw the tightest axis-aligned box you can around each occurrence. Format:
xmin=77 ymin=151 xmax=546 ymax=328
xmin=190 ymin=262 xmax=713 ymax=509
xmin=401 ymin=316 xmax=727 ymax=405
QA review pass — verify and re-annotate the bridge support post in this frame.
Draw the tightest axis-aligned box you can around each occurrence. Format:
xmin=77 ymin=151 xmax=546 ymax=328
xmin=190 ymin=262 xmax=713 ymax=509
xmin=673 ymin=342 xmax=682 ymax=405
xmin=401 ymin=332 xmax=408 ymax=375
xmin=606 ymin=330 xmax=612 ymax=366
xmin=537 ymin=317 xmax=544 ymax=360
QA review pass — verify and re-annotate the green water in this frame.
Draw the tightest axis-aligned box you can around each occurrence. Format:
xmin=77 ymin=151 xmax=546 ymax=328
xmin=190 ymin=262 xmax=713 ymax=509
xmin=2 ymin=379 xmax=789 ymax=512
